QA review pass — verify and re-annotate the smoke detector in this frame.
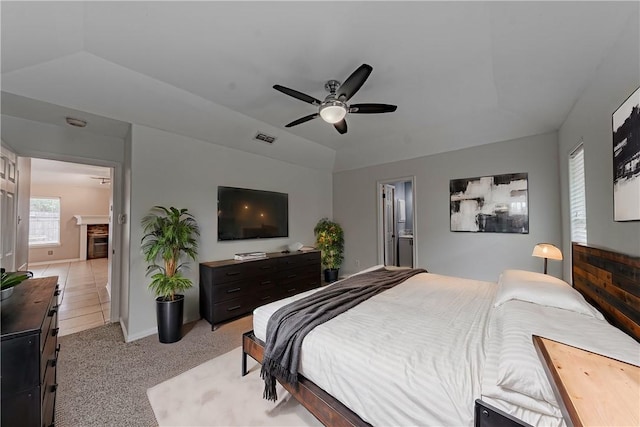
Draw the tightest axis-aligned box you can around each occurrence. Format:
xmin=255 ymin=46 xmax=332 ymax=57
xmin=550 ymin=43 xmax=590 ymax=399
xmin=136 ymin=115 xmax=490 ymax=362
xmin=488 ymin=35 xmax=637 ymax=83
xmin=65 ymin=117 xmax=87 ymax=128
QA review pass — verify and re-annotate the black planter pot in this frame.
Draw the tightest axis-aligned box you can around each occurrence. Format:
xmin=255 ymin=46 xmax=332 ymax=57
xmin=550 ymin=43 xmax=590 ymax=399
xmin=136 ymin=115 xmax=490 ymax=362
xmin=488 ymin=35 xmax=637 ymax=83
xmin=156 ymin=294 xmax=184 ymax=344
xmin=324 ymin=268 xmax=339 ymax=283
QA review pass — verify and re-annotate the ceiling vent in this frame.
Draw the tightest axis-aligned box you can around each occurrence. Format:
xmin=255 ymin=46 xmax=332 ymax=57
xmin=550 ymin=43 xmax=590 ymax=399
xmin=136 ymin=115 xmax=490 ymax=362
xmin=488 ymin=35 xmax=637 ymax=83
xmin=254 ymin=132 xmax=276 ymax=144
xmin=65 ymin=117 xmax=87 ymax=128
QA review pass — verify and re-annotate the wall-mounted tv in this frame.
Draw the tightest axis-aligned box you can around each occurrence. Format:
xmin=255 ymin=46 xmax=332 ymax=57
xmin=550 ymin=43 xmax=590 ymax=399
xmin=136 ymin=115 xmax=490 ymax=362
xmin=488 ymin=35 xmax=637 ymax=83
xmin=217 ymin=186 xmax=289 ymax=241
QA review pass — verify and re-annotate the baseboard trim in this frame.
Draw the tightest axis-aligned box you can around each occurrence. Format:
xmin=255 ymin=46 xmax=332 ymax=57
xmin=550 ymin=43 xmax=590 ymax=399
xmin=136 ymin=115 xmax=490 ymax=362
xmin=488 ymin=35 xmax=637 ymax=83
xmin=30 ymin=258 xmax=82 ymax=266
xmin=124 ymin=323 xmax=158 ymax=343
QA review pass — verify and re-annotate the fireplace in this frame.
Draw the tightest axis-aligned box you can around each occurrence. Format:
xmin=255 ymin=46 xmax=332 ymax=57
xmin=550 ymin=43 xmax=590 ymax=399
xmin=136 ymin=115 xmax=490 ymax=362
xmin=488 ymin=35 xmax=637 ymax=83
xmin=74 ymin=215 xmax=110 ymax=261
xmin=87 ymin=224 xmax=109 ymax=259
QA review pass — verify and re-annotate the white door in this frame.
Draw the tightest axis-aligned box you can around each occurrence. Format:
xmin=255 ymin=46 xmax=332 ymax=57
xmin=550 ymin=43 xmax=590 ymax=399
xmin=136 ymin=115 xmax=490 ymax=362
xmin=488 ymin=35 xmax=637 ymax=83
xmin=383 ymin=184 xmax=396 ymax=266
xmin=15 ymin=157 xmax=31 ymax=271
xmin=1 ymin=143 xmax=18 ymax=271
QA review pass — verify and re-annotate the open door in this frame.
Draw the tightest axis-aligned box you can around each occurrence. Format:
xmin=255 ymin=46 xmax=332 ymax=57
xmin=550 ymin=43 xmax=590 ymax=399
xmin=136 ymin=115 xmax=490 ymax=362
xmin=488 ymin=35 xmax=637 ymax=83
xmin=1 ymin=143 xmax=17 ymax=271
xmin=383 ymin=184 xmax=396 ymax=266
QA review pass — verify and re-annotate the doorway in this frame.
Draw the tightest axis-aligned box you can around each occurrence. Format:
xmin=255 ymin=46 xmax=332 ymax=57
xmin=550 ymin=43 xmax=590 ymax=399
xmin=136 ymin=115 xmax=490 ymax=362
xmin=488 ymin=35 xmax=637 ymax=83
xmin=27 ymin=158 xmax=118 ymax=335
xmin=377 ymin=177 xmax=416 ymax=267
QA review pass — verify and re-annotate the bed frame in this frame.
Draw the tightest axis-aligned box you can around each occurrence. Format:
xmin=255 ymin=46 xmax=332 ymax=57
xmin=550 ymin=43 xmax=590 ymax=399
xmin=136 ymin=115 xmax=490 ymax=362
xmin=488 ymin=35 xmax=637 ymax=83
xmin=241 ymin=242 xmax=640 ymax=426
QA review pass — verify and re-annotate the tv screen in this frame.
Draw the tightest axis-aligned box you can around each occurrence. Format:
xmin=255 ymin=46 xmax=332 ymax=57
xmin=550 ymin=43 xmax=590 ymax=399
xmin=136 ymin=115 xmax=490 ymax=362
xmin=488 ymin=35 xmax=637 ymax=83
xmin=217 ymin=186 xmax=289 ymax=241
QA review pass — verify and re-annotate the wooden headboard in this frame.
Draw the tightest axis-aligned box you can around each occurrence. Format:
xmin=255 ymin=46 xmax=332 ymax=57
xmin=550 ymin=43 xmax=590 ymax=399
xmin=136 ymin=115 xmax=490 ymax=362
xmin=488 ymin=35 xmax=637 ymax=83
xmin=572 ymin=242 xmax=640 ymax=342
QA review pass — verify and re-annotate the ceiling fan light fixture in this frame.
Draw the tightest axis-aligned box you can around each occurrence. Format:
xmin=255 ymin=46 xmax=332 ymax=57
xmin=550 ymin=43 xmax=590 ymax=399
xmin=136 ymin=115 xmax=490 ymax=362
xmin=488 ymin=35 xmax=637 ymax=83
xmin=319 ymin=101 xmax=347 ymax=124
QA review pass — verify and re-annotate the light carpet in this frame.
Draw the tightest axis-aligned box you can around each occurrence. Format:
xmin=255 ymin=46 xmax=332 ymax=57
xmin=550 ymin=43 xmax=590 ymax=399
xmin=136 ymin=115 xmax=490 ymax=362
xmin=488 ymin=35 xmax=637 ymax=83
xmin=147 ymin=346 xmax=321 ymax=426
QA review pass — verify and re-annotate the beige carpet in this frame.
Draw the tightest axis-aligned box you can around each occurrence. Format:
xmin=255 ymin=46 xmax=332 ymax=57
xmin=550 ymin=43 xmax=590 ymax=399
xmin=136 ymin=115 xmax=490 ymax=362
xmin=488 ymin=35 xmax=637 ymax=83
xmin=147 ymin=346 xmax=321 ymax=426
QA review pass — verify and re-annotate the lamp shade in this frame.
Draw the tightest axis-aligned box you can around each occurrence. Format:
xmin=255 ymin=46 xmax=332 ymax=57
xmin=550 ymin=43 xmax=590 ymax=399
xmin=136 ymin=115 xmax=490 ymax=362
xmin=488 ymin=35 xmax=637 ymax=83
xmin=319 ymin=101 xmax=347 ymax=123
xmin=532 ymin=243 xmax=563 ymax=261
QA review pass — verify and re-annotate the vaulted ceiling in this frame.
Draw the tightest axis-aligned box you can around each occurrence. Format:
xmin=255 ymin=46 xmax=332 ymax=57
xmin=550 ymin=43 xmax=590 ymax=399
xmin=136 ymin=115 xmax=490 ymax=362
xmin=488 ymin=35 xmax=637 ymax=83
xmin=1 ymin=1 xmax=637 ymax=171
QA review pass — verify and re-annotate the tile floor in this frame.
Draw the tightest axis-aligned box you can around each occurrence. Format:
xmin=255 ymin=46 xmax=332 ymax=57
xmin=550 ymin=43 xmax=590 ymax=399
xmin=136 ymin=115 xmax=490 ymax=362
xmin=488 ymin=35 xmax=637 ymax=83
xmin=30 ymin=258 xmax=111 ymax=337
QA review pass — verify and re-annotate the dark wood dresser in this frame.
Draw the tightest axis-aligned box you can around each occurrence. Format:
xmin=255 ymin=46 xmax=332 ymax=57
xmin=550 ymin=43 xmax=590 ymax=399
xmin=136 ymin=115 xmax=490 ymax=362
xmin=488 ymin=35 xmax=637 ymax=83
xmin=200 ymin=250 xmax=321 ymax=329
xmin=1 ymin=276 xmax=60 ymax=427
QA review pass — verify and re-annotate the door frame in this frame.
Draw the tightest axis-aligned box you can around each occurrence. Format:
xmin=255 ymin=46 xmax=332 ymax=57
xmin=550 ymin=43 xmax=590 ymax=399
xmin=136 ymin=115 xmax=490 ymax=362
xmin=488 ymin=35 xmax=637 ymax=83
xmin=376 ymin=176 xmax=417 ymax=267
xmin=16 ymin=150 xmax=122 ymax=322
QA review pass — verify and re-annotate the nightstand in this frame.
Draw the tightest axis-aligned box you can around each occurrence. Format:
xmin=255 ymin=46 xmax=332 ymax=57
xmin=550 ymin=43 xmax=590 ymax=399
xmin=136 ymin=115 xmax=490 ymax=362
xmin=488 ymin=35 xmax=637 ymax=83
xmin=532 ymin=335 xmax=640 ymax=427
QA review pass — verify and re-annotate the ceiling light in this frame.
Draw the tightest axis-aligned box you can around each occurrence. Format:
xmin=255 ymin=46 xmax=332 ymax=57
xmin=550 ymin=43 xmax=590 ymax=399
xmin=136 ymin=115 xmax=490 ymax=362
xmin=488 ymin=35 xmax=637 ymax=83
xmin=65 ymin=117 xmax=87 ymax=128
xmin=319 ymin=101 xmax=347 ymax=124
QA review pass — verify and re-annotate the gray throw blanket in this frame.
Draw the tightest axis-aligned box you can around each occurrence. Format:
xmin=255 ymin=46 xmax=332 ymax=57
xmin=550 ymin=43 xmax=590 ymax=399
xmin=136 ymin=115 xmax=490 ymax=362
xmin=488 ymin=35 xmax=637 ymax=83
xmin=260 ymin=267 xmax=428 ymax=401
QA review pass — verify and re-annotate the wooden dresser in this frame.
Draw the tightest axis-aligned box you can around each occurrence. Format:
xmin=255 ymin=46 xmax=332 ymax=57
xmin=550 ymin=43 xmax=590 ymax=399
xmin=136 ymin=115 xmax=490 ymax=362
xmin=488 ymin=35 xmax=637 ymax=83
xmin=1 ymin=276 xmax=60 ymax=427
xmin=200 ymin=250 xmax=321 ymax=329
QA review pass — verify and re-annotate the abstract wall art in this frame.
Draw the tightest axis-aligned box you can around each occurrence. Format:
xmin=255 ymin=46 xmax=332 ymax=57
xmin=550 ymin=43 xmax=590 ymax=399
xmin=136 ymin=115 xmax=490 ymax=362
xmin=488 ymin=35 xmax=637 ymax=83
xmin=450 ymin=173 xmax=529 ymax=233
xmin=613 ymin=86 xmax=640 ymax=222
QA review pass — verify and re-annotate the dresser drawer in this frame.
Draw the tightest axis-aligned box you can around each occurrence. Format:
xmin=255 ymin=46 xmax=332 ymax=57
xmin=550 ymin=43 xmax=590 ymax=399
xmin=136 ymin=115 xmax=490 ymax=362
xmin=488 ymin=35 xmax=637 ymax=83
xmin=212 ymin=296 xmax=254 ymax=323
xmin=279 ymin=251 xmax=321 ymax=270
xmin=212 ymin=275 xmax=277 ymax=303
xmin=0 ymin=387 xmax=40 ymax=427
xmin=40 ymin=289 xmax=59 ymax=352
xmin=41 ymin=366 xmax=58 ymax=426
xmin=1 ymin=334 xmax=40 ymax=392
xmin=40 ymin=325 xmax=58 ymax=385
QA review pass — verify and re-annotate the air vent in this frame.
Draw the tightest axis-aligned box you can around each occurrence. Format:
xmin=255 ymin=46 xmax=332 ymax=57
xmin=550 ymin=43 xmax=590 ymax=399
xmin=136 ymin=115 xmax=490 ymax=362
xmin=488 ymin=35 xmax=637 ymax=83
xmin=254 ymin=132 xmax=276 ymax=144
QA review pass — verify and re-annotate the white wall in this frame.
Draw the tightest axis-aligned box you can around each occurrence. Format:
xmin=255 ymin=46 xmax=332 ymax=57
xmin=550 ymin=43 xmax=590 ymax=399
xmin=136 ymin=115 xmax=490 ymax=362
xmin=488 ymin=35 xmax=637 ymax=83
xmin=29 ymin=183 xmax=110 ymax=262
xmin=334 ymin=132 xmax=562 ymax=281
xmin=126 ymin=125 xmax=332 ymax=339
xmin=558 ymin=11 xmax=640 ymax=279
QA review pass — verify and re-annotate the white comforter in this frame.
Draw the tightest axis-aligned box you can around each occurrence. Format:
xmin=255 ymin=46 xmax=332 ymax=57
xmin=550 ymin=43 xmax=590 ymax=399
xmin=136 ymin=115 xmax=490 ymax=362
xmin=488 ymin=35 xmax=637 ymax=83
xmin=254 ymin=272 xmax=496 ymax=426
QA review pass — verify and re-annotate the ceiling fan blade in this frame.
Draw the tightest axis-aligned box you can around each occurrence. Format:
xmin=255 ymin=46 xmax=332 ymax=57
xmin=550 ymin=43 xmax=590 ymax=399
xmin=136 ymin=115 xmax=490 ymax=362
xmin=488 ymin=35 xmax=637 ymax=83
xmin=273 ymin=85 xmax=321 ymax=106
xmin=333 ymin=119 xmax=347 ymax=134
xmin=337 ymin=64 xmax=373 ymax=101
xmin=285 ymin=113 xmax=319 ymax=128
xmin=349 ymin=103 xmax=398 ymax=114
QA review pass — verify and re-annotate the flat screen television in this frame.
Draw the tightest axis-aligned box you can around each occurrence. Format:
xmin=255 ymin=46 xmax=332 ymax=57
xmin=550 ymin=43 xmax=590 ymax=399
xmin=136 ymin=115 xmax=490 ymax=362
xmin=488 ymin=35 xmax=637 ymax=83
xmin=217 ymin=186 xmax=289 ymax=241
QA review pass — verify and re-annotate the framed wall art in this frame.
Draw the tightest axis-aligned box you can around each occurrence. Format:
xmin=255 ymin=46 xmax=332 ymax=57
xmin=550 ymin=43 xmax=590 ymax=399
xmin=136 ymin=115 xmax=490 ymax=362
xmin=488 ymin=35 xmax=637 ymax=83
xmin=450 ymin=172 xmax=528 ymax=233
xmin=613 ymin=86 xmax=640 ymax=221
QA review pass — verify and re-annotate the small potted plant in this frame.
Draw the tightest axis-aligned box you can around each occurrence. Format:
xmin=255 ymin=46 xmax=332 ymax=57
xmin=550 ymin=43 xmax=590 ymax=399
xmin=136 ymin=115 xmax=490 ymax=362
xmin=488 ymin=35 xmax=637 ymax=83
xmin=0 ymin=268 xmax=33 ymax=300
xmin=314 ymin=218 xmax=344 ymax=283
xmin=141 ymin=206 xmax=199 ymax=343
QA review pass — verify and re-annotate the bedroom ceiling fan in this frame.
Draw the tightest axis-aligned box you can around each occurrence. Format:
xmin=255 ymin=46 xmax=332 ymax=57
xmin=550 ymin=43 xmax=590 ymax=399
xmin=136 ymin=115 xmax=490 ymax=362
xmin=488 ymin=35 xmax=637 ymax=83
xmin=273 ymin=64 xmax=397 ymax=135
xmin=91 ymin=176 xmax=111 ymax=185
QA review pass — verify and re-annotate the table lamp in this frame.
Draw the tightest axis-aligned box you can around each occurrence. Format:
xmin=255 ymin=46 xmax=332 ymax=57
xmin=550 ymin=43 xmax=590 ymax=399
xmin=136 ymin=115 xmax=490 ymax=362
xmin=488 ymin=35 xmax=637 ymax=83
xmin=532 ymin=243 xmax=563 ymax=274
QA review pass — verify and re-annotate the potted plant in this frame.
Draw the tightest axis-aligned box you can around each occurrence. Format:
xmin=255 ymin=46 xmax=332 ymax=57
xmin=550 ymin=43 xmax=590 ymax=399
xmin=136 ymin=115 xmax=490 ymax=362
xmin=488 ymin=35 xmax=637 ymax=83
xmin=141 ymin=206 xmax=199 ymax=343
xmin=314 ymin=218 xmax=344 ymax=283
xmin=0 ymin=268 xmax=33 ymax=300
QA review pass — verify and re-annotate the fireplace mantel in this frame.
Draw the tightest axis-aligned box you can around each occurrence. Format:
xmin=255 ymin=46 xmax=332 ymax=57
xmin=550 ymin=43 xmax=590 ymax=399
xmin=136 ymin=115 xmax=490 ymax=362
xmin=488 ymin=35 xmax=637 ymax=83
xmin=74 ymin=215 xmax=110 ymax=260
xmin=74 ymin=215 xmax=110 ymax=225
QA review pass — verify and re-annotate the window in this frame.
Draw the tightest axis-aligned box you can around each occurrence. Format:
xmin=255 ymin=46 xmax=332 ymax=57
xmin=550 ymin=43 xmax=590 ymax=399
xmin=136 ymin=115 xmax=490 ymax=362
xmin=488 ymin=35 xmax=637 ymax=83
xmin=29 ymin=197 xmax=61 ymax=246
xmin=569 ymin=144 xmax=587 ymax=243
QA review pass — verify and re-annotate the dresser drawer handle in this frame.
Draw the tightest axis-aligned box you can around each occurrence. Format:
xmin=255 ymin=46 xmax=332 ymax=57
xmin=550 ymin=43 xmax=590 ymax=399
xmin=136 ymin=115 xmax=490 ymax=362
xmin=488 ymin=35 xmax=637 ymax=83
xmin=259 ymin=296 xmax=271 ymax=301
xmin=48 ymin=305 xmax=59 ymax=317
xmin=51 ymin=328 xmax=60 ymax=337
xmin=54 ymin=289 xmax=61 ymax=296
xmin=260 ymin=280 xmax=272 ymax=285
xmin=309 ymin=282 xmax=318 ymax=286
xmin=260 ymin=266 xmax=271 ymax=270
xmin=50 ymin=383 xmax=58 ymax=392
xmin=226 ymin=287 xmax=241 ymax=294
xmin=49 ymin=356 xmax=58 ymax=367
xmin=225 ymin=272 xmax=240 ymax=277
xmin=286 ymin=288 xmax=297 ymax=293
xmin=287 ymin=274 xmax=297 ymax=279
xmin=227 ymin=305 xmax=241 ymax=311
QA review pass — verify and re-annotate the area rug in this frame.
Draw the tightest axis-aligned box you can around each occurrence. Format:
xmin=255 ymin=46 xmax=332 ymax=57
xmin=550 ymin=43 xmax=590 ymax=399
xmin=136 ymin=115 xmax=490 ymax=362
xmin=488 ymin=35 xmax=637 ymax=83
xmin=147 ymin=346 xmax=321 ymax=426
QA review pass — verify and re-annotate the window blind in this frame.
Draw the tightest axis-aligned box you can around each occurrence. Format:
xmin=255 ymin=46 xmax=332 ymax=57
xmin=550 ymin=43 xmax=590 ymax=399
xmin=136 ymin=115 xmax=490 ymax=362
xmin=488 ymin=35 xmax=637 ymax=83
xmin=569 ymin=144 xmax=587 ymax=243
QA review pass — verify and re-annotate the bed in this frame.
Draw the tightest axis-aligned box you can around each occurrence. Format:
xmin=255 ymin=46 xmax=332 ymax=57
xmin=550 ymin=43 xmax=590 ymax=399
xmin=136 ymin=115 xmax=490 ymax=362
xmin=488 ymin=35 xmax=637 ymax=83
xmin=242 ymin=243 xmax=640 ymax=426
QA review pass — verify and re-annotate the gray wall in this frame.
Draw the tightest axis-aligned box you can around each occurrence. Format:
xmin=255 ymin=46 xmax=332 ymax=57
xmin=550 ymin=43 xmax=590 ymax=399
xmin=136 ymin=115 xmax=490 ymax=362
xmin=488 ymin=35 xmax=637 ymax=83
xmin=334 ymin=132 xmax=563 ymax=281
xmin=559 ymin=11 xmax=640 ymax=280
xmin=126 ymin=124 xmax=333 ymax=339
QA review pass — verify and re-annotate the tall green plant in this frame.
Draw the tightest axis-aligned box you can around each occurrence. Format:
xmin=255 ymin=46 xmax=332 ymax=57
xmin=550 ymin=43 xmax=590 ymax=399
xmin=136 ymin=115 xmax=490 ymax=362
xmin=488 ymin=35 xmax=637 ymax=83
xmin=141 ymin=206 xmax=200 ymax=301
xmin=314 ymin=218 xmax=344 ymax=270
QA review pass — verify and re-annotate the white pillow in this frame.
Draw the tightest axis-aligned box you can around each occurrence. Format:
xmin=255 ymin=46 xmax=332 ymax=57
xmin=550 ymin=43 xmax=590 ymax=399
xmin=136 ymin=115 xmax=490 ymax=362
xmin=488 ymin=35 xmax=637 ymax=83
xmin=494 ymin=269 xmax=604 ymax=320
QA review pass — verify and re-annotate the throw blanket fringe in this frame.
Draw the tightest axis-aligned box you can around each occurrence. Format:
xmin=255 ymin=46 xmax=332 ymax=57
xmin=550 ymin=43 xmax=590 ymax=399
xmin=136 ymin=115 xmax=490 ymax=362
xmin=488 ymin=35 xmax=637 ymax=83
xmin=261 ymin=267 xmax=427 ymax=401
